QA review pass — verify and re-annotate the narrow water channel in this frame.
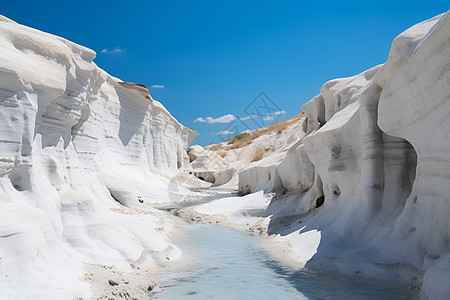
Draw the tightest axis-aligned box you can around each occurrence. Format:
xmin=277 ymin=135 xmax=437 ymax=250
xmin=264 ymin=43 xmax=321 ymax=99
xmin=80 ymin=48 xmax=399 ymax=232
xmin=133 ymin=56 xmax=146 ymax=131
xmin=154 ymin=191 xmax=413 ymax=299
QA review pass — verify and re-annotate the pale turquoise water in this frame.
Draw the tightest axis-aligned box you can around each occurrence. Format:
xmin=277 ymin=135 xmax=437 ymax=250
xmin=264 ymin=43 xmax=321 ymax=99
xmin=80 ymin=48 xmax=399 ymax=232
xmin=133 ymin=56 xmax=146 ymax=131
xmin=155 ymin=192 xmax=414 ymax=299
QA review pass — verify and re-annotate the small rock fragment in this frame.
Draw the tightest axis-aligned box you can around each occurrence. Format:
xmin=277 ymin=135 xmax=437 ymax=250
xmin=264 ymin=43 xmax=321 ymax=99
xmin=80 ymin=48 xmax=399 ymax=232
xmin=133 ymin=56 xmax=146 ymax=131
xmin=108 ymin=279 xmax=119 ymax=286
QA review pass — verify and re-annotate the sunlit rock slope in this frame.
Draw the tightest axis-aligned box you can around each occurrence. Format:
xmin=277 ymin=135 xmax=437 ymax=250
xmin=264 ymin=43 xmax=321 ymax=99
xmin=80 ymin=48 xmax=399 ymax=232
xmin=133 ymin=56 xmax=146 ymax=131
xmin=0 ymin=16 xmax=196 ymax=299
xmin=235 ymin=12 xmax=450 ymax=299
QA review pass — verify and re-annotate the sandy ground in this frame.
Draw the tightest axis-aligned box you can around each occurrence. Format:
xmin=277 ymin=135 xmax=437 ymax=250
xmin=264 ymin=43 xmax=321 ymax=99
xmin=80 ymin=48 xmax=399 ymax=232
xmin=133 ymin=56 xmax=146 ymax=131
xmin=82 ymin=263 xmax=157 ymax=300
xmin=77 ymin=206 xmax=189 ymax=299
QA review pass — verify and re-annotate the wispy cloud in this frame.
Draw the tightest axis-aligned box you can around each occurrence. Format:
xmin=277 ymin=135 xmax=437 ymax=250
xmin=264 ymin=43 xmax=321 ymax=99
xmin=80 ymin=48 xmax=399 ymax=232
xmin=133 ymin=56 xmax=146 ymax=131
xmin=260 ymin=110 xmax=285 ymax=121
xmin=194 ymin=114 xmax=236 ymax=124
xmin=194 ymin=117 xmax=206 ymax=123
xmin=273 ymin=110 xmax=286 ymax=115
xmin=151 ymin=84 xmax=164 ymax=88
xmin=101 ymin=47 xmax=124 ymax=54
xmin=240 ymin=114 xmax=257 ymax=121
xmin=240 ymin=129 xmax=253 ymax=134
xmin=207 ymin=114 xmax=237 ymax=123
xmin=216 ymin=130 xmax=234 ymax=135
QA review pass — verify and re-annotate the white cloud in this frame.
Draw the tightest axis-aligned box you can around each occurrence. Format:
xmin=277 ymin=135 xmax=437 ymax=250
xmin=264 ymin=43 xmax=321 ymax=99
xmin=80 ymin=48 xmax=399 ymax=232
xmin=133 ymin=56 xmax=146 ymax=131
xmin=263 ymin=116 xmax=274 ymax=121
xmin=217 ymin=130 xmax=234 ymax=135
xmin=274 ymin=110 xmax=286 ymax=115
xmin=101 ymin=47 xmax=124 ymax=53
xmin=240 ymin=129 xmax=253 ymax=134
xmin=151 ymin=84 xmax=164 ymax=88
xmin=240 ymin=114 xmax=257 ymax=121
xmin=194 ymin=114 xmax=236 ymax=124
xmin=206 ymin=114 xmax=236 ymax=123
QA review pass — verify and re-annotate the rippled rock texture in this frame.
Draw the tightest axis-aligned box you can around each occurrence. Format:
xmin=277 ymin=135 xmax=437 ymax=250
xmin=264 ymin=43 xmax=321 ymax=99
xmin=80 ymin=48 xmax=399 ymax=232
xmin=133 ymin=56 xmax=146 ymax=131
xmin=238 ymin=12 xmax=450 ymax=299
xmin=0 ymin=16 xmax=195 ymax=299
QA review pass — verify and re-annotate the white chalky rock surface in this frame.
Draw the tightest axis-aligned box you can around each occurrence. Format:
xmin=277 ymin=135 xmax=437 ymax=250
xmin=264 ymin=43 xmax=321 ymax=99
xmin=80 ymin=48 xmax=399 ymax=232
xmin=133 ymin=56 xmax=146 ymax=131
xmin=237 ymin=12 xmax=450 ymax=298
xmin=0 ymin=16 xmax=196 ymax=299
xmin=1 ymin=9 xmax=450 ymax=300
xmin=188 ymin=115 xmax=306 ymax=189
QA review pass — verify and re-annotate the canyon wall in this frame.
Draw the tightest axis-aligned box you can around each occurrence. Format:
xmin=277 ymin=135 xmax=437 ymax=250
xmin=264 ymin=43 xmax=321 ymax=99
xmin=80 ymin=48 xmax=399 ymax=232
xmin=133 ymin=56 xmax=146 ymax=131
xmin=0 ymin=16 xmax=195 ymax=299
xmin=238 ymin=12 xmax=450 ymax=299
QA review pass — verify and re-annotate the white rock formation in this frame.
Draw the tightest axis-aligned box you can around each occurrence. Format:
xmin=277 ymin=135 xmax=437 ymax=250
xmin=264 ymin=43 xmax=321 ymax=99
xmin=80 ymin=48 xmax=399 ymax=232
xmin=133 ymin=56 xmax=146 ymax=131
xmin=186 ymin=144 xmax=226 ymax=184
xmin=187 ymin=115 xmax=306 ymax=190
xmin=236 ymin=12 xmax=450 ymax=299
xmin=0 ymin=16 xmax=196 ymax=299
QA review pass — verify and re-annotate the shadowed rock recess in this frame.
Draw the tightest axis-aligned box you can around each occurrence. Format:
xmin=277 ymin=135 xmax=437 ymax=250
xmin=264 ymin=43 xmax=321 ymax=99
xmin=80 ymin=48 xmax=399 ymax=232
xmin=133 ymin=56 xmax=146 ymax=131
xmin=235 ymin=12 xmax=450 ymax=299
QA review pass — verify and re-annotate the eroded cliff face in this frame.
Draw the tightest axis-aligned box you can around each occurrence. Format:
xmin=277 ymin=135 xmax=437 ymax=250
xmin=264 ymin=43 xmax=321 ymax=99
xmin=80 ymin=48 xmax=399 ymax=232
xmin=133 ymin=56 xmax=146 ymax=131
xmin=238 ymin=12 xmax=450 ymax=298
xmin=0 ymin=16 xmax=195 ymax=299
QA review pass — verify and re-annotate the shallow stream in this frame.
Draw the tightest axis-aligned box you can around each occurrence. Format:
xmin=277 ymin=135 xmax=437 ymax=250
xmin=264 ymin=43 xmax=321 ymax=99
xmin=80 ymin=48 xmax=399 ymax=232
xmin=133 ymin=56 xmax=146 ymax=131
xmin=154 ymin=191 xmax=413 ymax=299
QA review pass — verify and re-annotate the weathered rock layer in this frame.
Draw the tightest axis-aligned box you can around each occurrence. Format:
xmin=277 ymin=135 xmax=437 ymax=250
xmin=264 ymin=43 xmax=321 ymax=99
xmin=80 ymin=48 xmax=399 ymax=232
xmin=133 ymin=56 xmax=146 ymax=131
xmin=238 ymin=12 xmax=450 ymax=299
xmin=0 ymin=16 xmax=195 ymax=299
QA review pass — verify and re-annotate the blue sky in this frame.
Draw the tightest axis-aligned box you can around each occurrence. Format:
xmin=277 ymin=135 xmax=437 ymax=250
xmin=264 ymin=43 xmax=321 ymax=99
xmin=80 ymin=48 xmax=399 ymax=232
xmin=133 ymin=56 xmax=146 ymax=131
xmin=2 ymin=1 xmax=448 ymax=145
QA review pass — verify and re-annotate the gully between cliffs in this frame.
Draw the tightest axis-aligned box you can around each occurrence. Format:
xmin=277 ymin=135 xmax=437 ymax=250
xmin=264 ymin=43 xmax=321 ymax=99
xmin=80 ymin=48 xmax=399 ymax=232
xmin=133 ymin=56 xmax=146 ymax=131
xmin=153 ymin=190 xmax=414 ymax=299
